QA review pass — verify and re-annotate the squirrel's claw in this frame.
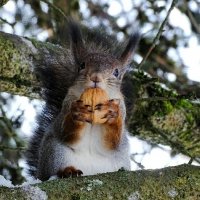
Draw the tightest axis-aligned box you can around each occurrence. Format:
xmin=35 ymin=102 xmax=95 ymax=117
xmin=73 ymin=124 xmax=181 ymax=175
xmin=95 ymin=99 xmax=120 ymax=110
xmin=94 ymin=103 xmax=103 ymax=110
xmin=84 ymin=105 xmax=93 ymax=112
xmin=100 ymin=99 xmax=120 ymax=124
xmin=101 ymin=110 xmax=118 ymax=119
xmin=109 ymin=99 xmax=120 ymax=105
xmin=72 ymin=112 xmax=92 ymax=123
xmin=71 ymin=100 xmax=92 ymax=123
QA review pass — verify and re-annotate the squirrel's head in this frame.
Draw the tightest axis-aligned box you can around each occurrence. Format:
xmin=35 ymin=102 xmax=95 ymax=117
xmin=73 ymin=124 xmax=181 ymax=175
xmin=68 ymin=21 xmax=140 ymax=98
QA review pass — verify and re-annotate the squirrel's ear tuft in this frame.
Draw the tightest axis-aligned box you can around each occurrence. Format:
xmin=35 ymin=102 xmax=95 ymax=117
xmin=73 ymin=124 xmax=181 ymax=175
xmin=119 ymin=32 xmax=140 ymax=65
xmin=68 ymin=20 xmax=86 ymax=64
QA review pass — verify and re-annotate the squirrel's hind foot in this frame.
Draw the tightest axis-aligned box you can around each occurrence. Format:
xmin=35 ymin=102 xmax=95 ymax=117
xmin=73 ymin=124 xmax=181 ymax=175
xmin=57 ymin=166 xmax=83 ymax=178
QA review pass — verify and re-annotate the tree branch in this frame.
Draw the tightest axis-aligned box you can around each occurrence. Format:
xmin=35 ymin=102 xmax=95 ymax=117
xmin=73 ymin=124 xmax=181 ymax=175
xmin=0 ymin=164 xmax=199 ymax=199
xmin=0 ymin=31 xmax=74 ymax=98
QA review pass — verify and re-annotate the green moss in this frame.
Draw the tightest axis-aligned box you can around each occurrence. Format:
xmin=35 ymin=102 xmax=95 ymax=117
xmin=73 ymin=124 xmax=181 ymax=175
xmin=177 ymin=99 xmax=193 ymax=109
xmin=151 ymin=100 xmax=174 ymax=117
xmin=185 ymin=113 xmax=195 ymax=125
xmin=29 ymin=38 xmax=62 ymax=55
xmin=163 ymin=101 xmax=174 ymax=113
xmin=0 ymin=34 xmax=40 ymax=97
xmin=0 ymin=35 xmax=30 ymax=79
xmin=0 ymin=187 xmax=26 ymax=200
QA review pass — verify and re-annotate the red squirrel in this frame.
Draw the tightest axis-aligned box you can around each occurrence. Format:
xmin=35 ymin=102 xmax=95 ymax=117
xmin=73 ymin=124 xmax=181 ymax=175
xmin=26 ymin=20 xmax=140 ymax=181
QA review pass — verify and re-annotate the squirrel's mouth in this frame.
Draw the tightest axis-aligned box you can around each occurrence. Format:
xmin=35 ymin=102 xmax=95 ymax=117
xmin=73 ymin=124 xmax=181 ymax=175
xmin=94 ymin=82 xmax=98 ymax=88
xmin=87 ymin=81 xmax=101 ymax=88
xmin=86 ymin=80 xmax=106 ymax=90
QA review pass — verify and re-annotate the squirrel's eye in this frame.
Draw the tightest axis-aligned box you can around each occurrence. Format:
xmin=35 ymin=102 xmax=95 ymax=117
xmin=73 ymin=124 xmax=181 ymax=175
xmin=79 ymin=62 xmax=85 ymax=71
xmin=113 ymin=68 xmax=119 ymax=77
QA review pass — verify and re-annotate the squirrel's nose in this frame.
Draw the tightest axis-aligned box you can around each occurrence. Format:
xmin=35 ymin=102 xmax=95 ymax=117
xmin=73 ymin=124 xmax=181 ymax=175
xmin=90 ymin=73 xmax=102 ymax=83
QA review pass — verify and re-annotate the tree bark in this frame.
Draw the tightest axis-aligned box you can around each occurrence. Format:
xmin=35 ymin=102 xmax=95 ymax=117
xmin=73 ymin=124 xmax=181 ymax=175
xmin=0 ymin=31 xmax=72 ymax=99
xmin=0 ymin=31 xmax=200 ymax=161
xmin=0 ymin=164 xmax=199 ymax=199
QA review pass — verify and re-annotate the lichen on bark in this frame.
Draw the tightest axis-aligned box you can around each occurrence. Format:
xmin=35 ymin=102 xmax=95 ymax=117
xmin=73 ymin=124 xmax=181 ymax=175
xmin=0 ymin=32 xmax=40 ymax=98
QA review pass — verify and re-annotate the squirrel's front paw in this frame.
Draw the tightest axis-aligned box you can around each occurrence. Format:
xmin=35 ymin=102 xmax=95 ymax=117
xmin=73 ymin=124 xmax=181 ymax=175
xmin=71 ymin=100 xmax=92 ymax=123
xmin=95 ymin=99 xmax=120 ymax=124
xmin=57 ymin=166 xmax=83 ymax=178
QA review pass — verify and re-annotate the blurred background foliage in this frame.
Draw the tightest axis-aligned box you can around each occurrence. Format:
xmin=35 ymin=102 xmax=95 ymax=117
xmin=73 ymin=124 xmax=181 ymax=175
xmin=0 ymin=0 xmax=199 ymax=184
xmin=0 ymin=93 xmax=26 ymax=184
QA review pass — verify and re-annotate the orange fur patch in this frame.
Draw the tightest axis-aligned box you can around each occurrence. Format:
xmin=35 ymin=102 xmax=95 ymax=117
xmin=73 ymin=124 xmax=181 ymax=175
xmin=103 ymin=111 xmax=122 ymax=150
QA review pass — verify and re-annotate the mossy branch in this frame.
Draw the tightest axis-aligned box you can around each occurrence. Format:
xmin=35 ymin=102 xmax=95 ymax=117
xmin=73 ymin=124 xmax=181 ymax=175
xmin=0 ymin=31 xmax=72 ymax=99
xmin=0 ymin=164 xmax=200 ymax=199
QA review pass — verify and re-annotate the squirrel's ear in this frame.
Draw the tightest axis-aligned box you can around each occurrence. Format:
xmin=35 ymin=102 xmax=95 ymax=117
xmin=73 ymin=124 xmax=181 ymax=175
xmin=119 ymin=32 xmax=140 ymax=66
xmin=68 ymin=20 xmax=86 ymax=64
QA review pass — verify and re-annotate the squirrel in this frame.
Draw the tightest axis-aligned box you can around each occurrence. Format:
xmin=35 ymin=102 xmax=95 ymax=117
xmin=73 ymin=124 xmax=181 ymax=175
xmin=26 ymin=20 xmax=140 ymax=181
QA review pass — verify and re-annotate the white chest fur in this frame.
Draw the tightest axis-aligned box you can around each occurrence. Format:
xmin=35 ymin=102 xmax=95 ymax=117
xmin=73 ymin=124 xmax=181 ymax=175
xmin=63 ymin=123 xmax=125 ymax=175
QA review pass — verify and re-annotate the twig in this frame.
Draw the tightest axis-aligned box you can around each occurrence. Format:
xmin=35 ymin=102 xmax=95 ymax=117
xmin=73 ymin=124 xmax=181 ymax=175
xmin=184 ymin=0 xmax=200 ymax=34
xmin=130 ymin=155 xmax=145 ymax=169
xmin=0 ymin=17 xmax=16 ymax=26
xmin=0 ymin=145 xmax=26 ymax=151
xmin=138 ymin=0 xmax=178 ymax=69
xmin=136 ymin=97 xmax=177 ymax=102
xmin=188 ymin=157 xmax=194 ymax=165
xmin=0 ymin=106 xmax=25 ymax=147
xmin=149 ymin=124 xmax=200 ymax=165
xmin=40 ymin=0 xmax=68 ymax=20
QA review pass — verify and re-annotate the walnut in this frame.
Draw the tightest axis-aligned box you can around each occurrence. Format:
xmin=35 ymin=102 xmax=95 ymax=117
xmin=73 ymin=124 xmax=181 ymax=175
xmin=80 ymin=88 xmax=109 ymax=124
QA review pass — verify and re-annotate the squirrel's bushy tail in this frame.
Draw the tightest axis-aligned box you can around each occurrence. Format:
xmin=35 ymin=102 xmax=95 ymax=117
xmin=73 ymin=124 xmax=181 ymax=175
xmin=26 ymin=55 xmax=76 ymax=177
xmin=26 ymin=31 xmax=76 ymax=177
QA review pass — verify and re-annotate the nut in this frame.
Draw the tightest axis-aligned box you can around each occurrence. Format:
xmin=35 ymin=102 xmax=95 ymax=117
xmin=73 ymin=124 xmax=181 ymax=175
xmin=80 ymin=88 xmax=109 ymax=124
